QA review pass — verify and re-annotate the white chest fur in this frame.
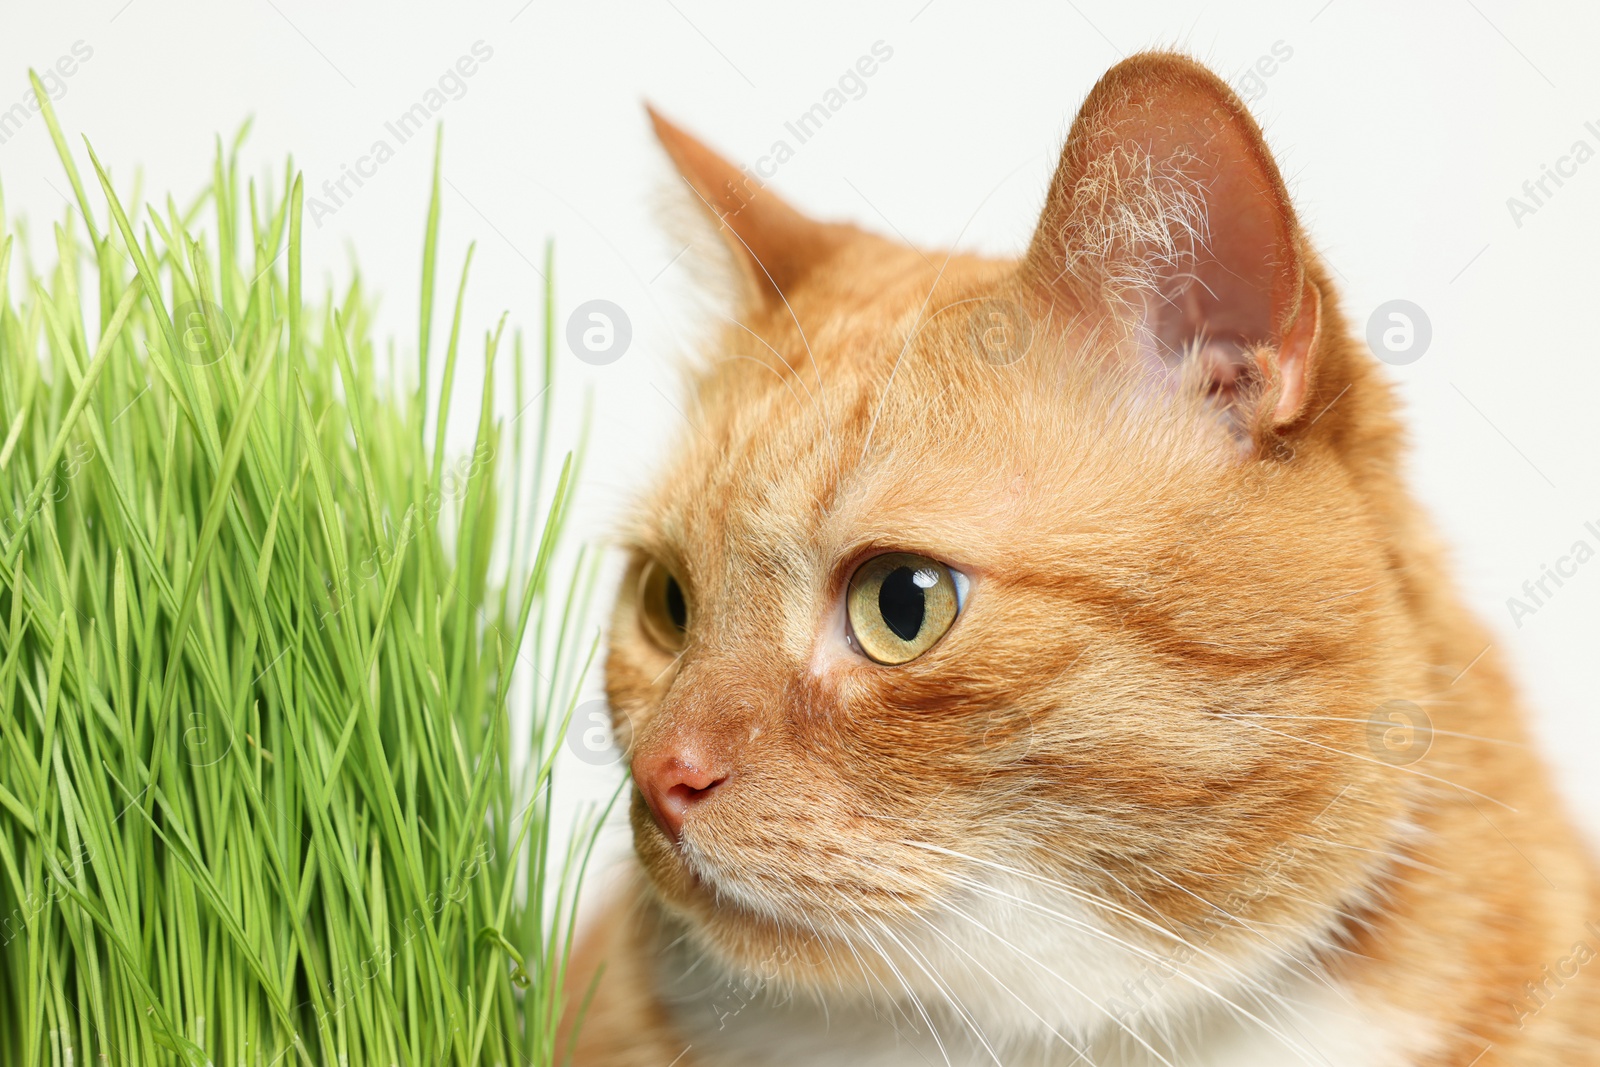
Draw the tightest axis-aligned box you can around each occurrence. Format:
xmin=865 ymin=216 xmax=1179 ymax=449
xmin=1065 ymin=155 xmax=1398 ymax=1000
xmin=665 ymin=972 xmax=1418 ymax=1067
xmin=653 ymin=880 xmax=1433 ymax=1067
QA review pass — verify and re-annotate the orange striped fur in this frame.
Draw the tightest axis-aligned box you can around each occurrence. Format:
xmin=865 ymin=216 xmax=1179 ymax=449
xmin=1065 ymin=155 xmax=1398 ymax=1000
xmin=565 ymin=53 xmax=1600 ymax=1066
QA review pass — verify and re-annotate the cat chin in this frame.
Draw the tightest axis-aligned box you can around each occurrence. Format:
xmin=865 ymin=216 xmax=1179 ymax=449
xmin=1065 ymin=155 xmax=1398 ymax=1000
xmin=633 ymin=826 xmax=949 ymax=996
xmin=641 ymin=874 xmax=869 ymax=996
xmin=636 ymin=830 xmax=883 ymax=960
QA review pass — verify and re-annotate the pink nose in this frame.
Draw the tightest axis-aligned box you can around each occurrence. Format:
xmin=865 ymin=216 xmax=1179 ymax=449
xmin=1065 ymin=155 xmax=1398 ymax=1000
xmin=632 ymin=750 xmax=727 ymax=839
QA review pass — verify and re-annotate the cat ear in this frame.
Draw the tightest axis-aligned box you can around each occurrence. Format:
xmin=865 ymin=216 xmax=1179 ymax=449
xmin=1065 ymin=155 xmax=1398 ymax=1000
xmin=646 ymin=105 xmax=849 ymax=311
xmin=1024 ymin=52 xmax=1321 ymax=433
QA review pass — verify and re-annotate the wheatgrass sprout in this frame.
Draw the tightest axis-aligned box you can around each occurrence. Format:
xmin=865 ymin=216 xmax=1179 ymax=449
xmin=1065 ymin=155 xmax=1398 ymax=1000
xmin=0 ymin=73 xmax=607 ymax=1066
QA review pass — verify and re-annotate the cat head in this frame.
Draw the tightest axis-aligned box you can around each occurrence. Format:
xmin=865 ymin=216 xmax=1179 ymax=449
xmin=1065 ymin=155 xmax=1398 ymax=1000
xmin=607 ymin=52 xmax=1427 ymax=1025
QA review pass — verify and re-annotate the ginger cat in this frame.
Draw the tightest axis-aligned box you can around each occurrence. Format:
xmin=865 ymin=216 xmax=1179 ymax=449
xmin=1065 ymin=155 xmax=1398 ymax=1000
xmin=565 ymin=53 xmax=1600 ymax=1066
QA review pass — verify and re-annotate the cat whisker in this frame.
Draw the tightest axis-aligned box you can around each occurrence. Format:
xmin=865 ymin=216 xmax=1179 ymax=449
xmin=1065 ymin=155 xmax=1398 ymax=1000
xmin=1222 ymin=712 xmax=1523 ymax=749
xmin=832 ymin=910 xmax=919 ymax=1031
xmin=905 ymin=908 xmax=1105 ymax=1066
xmin=915 ymin=855 xmax=1268 ymax=1002
xmin=846 ymin=906 xmax=963 ymax=1067
xmin=902 ymin=842 xmax=1205 ymax=948
xmin=902 ymin=842 xmax=1345 ymax=1042
xmin=1037 ymin=839 xmax=1182 ymax=927
xmin=1286 ymin=831 xmax=1446 ymax=876
xmin=863 ymin=910 xmax=1008 ymax=1067
xmin=932 ymin=871 xmax=1339 ymax=1067
xmin=908 ymin=898 xmax=1158 ymax=1067
xmin=845 ymin=854 xmax=1103 ymax=1059
xmin=1126 ymin=859 xmax=1355 ymax=1005
xmin=944 ymin=869 xmax=1298 ymax=1011
xmin=1214 ymin=715 xmax=1517 ymax=811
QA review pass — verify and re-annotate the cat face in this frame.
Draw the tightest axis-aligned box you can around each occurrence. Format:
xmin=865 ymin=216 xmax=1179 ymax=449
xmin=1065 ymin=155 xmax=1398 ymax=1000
xmin=606 ymin=54 xmax=1428 ymax=1014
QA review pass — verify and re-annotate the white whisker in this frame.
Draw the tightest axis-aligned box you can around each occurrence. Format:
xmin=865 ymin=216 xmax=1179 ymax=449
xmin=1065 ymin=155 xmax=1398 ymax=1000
xmin=1216 ymin=715 xmax=1516 ymax=811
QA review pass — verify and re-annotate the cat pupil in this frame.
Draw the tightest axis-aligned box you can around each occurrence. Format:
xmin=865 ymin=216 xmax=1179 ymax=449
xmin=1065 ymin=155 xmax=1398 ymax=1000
xmin=878 ymin=566 xmax=926 ymax=641
xmin=665 ymin=575 xmax=688 ymax=631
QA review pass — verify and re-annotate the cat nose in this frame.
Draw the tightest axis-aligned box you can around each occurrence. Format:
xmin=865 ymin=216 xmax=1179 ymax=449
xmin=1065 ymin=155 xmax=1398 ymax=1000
xmin=632 ymin=748 xmax=728 ymax=840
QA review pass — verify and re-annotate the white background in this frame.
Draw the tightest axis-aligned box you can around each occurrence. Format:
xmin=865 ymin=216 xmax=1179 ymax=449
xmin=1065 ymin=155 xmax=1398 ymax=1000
xmin=4 ymin=1 xmax=1597 ymax=894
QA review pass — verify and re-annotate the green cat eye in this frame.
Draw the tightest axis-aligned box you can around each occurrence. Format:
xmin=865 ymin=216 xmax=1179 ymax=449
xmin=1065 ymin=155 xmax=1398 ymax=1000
xmin=638 ymin=559 xmax=690 ymax=651
xmin=847 ymin=553 xmax=962 ymax=664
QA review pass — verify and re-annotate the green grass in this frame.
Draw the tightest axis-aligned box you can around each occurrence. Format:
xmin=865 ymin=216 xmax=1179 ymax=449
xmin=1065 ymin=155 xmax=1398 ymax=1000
xmin=0 ymin=72 xmax=606 ymax=1066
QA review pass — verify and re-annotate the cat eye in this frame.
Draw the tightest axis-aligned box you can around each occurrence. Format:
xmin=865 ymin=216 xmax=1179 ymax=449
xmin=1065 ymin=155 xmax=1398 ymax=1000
xmin=846 ymin=553 xmax=964 ymax=665
xmin=637 ymin=559 xmax=690 ymax=652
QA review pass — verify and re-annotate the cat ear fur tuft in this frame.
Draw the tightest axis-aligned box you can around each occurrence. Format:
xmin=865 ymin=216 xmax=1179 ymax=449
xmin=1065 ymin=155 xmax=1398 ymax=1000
xmin=1024 ymin=52 xmax=1322 ymax=436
